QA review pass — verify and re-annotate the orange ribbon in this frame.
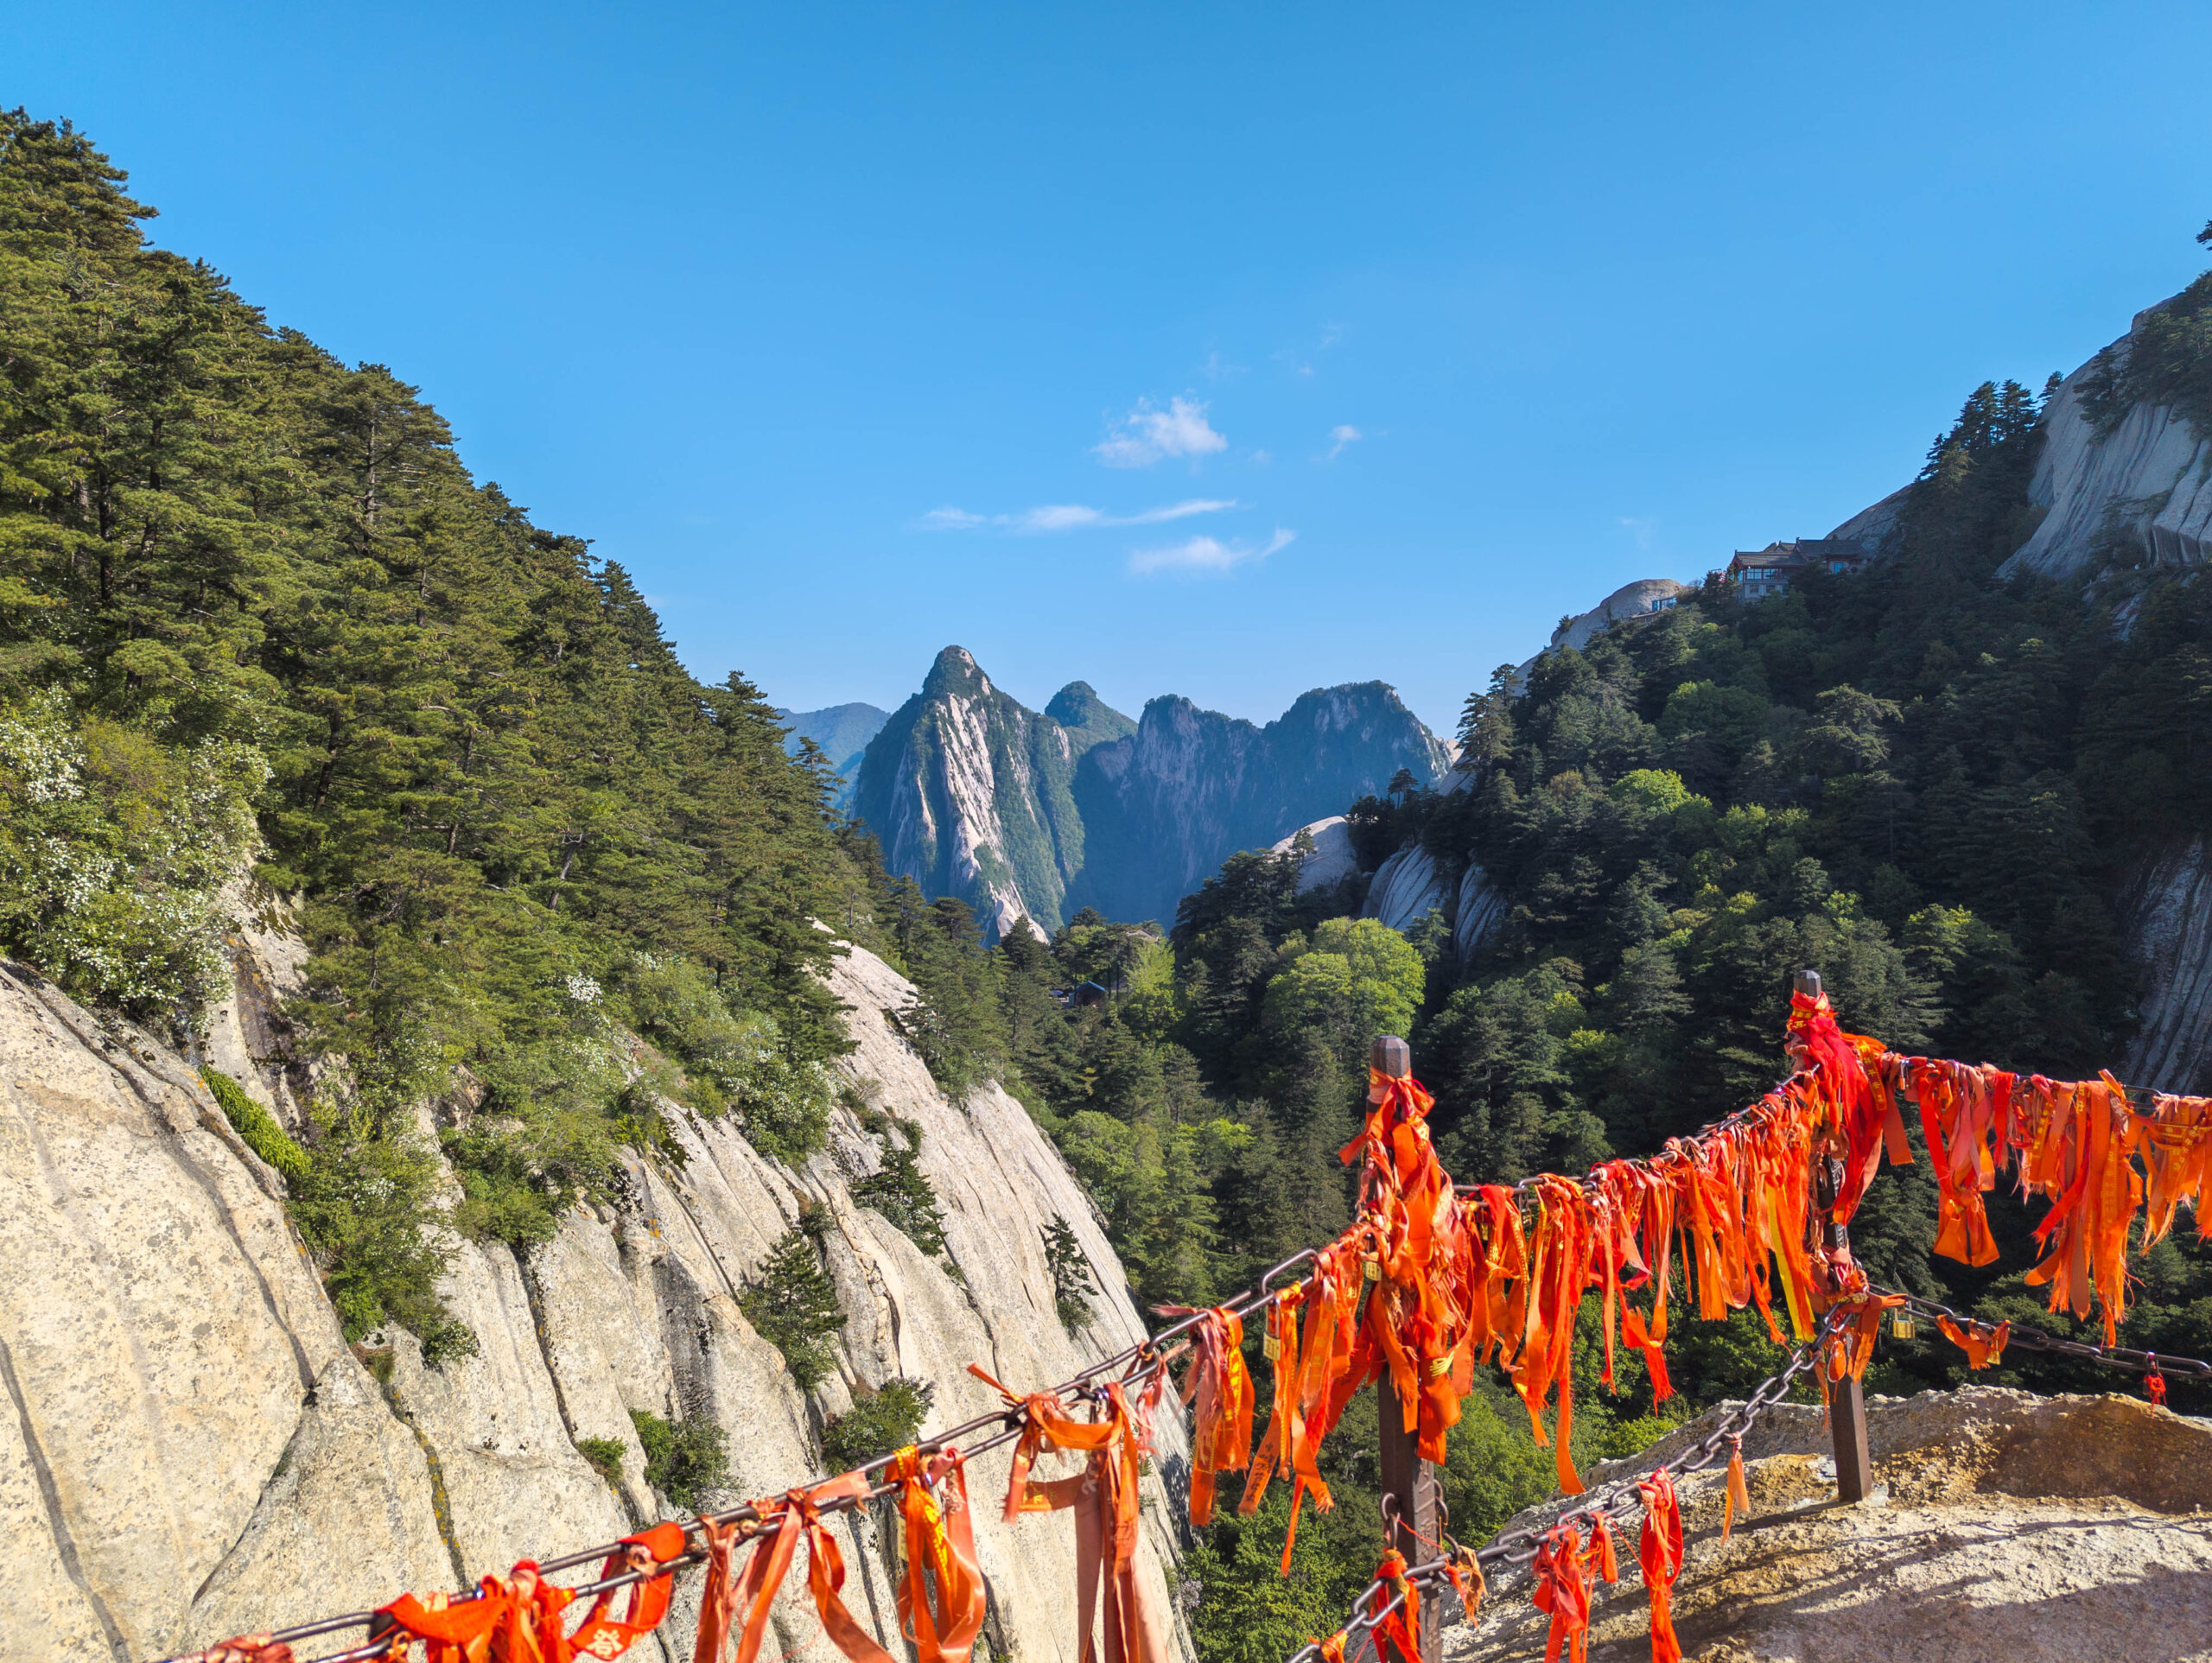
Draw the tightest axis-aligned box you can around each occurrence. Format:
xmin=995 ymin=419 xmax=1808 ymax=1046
xmin=728 ymin=1475 xmax=893 ymax=1663
xmin=887 ymin=1446 xmax=987 ymax=1663
xmin=1935 ymin=1313 xmax=2010 ymax=1371
xmin=1529 ymin=1521 xmax=1594 ymax=1663
xmin=975 ymin=1370 xmax=1165 ymax=1663
xmin=1152 ymin=1303 xmax=1254 ymax=1527
xmin=1637 ymin=1468 xmax=1685 ymax=1663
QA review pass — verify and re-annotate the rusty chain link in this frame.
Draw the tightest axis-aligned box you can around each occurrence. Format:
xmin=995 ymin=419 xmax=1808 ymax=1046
xmin=1883 ymin=1288 xmax=2212 ymax=1382
xmin=1278 ymin=1311 xmax=1838 ymax=1663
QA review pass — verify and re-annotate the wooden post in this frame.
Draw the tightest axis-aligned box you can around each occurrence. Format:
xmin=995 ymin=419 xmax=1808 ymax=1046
xmin=1796 ymin=970 xmax=1874 ymax=1504
xmin=1369 ymin=1036 xmax=1442 ymax=1663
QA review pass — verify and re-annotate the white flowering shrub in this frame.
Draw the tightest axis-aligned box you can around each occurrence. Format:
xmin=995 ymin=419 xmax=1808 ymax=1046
xmin=0 ymin=691 xmax=270 ymax=1009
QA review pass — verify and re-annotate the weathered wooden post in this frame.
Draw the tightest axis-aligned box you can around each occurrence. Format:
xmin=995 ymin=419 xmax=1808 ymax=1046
xmin=1370 ymin=1035 xmax=1443 ymax=1663
xmin=1796 ymin=969 xmax=1874 ymax=1504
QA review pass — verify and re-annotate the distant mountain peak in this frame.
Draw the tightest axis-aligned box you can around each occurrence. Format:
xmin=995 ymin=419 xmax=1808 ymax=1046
xmin=925 ymin=644 xmax=989 ymax=695
xmin=775 ymin=701 xmax=891 ymax=811
xmin=1045 ymin=681 xmax=1137 ymax=752
xmin=854 ymin=652 xmax=1448 ymax=936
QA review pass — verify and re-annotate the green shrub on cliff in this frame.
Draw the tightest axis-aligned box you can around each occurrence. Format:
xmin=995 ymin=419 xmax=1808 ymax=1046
xmin=738 ymin=1228 xmax=844 ymax=1390
xmin=200 ymin=1066 xmax=308 ymax=1181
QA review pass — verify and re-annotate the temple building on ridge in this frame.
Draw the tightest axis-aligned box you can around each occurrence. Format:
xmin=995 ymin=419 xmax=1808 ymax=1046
xmin=1726 ymin=537 xmax=1871 ymax=598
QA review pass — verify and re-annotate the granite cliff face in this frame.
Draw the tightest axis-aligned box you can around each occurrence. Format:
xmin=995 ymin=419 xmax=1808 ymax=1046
xmin=2120 ymin=838 xmax=2212 ymax=1096
xmin=850 ymin=648 xmax=1094 ymax=940
xmin=852 ymin=650 xmax=1449 ymax=936
xmin=2004 ymin=294 xmax=2212 ymax=581
xmin=0 ymin=936 xmax=1192 ymax=1663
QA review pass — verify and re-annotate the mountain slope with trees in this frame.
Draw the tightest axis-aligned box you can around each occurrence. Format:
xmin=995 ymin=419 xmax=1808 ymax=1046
xmin=0 ymin=109 xmax=897 ymax=1351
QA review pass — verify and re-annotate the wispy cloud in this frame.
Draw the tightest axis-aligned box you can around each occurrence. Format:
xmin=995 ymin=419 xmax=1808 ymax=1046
xmin=1275 ymin=323 xmax=1345 ymax=378
xmin=1130 ymin=527 xmax=1295 ymax=576
xmin=917 ymin=498 xmax=1240 ymax=534
xmin=1093 ymin=396 xmax=1228 ymax=467
xmin=918 ymin=506 xmax=988 ymax=530
xmin=1618 ymin=515 xmax=1656 ymax=551
xmin=1320 ymin=424 xmax=1363 ymax=462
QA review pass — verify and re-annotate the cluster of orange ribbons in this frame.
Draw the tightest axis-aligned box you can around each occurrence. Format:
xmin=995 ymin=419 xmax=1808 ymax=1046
xmin=974 ymin=1366 xmax=1167 ymax=1663
xmin=359 ymin=1452 xmax=992 ymax=1663
xmin=1872 ymin=1050 xmax=2212 ymax=1343
xmin=374 ymin=1525 xmax=688 ymax=1663
xmin=1530 ymin=1516 xmax=1617 ymax=1663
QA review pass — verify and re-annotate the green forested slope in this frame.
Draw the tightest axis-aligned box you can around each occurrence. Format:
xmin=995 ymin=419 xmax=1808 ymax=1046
xmin=870 ymin=369 xmax=2212 ymax=1660
xmin=0 ymin=111 xmax=883 ymax=1348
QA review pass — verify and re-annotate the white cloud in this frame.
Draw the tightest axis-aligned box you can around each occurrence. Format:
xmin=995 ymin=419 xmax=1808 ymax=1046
xmin=1321 ymin=424 xmax=1363 ymax=461
xmin=1618 ymin=515 xmax=1656 ymax=550
xmin=917 ymin=506 xmax=987 ymax=530
xmin=1014 ymin=505 xmax=1105 ymax=532
xmin=1129 ymin=526 xmax=1294 ymax=576
xmin=1093 ymin=396 xmax=1228 ymax=467
xmin=1118 ymin=498 xmax=1238 ymax=526
xmin=917 ymin=498 xmax=1239 ymax=533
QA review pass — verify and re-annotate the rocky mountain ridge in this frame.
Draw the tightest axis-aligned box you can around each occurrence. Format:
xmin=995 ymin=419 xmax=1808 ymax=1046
xmin=0 ymin=930 xmax=1192 ymax=1663
xmin=852 ymin=647 xmax=1451 ymax=937
xmin=1355 ymin=284 xmax=2212 ymax=1092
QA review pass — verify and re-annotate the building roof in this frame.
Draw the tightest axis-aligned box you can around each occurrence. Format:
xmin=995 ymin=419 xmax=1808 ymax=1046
xmin=1727 ymin=537 xmax=1872 ymax=577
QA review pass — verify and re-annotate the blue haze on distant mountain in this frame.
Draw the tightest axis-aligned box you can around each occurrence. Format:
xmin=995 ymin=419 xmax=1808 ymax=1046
xmin=849 ymin=647 xmax=1449 ymax=937
xmin=775 ymin=703 xmax=890 ymax=805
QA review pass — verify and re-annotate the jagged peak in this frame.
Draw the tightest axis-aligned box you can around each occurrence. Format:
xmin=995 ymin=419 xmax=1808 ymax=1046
xmin=1045 ymin=681 xmax=1135 ymax=741
xmin=1279 ymin=679 xmax=1414 ymax=714
xmin=923 ymin=644 xmax=993 ymax=699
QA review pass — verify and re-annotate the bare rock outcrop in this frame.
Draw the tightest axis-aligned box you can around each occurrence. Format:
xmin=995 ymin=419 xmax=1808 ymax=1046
xmin=1271 ymin=816 xmax=1360 ymax=894
xmin=1452 ymin=866 xmax=1507 ymax=966
xmin=0 ymin=942 xmax=1192 ymax=1663
xmin=2004 ymin=297 xmax=2212 ymax=580
xmin=1545 ymin=580 xmax=1692 ymax=657
xmin=1362 ymin=846 xmax=1452 ymax=934
xmin=2120 ymin=838 xmax=2212 ymax=1096
xmin=1446 ymin=1387 xmax=2212 ymax=1663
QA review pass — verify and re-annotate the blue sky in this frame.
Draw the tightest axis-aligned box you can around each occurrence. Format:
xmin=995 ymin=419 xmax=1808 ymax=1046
xmin=12 ymin=3 xmax=2212 ymax=733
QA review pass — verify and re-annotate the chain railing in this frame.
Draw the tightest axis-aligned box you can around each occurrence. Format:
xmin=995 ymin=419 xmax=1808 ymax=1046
xmin=1288 ymin=1285 xmax=2212 ymax=1663
xmin=1886 ymin=1290 xmax=2212 ymax=1386
xmin=161 ymin=978 xmax=2212 ymax=1663
xmin=1280 ymin=1311 xmax=1837 ymax=1663
xmin=161 ymin=1244 xmax=1327 ymax=1663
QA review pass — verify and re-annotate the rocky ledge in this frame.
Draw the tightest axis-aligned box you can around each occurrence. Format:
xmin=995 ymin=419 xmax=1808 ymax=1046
xmin=1446 ymin=1387 xmax=2212 ymax=1663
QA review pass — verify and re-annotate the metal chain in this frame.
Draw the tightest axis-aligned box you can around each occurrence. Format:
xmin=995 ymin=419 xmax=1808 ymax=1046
xmin=1882 ymin=1288 xmax=2212 ymax=1381
xmin=163 ymin=1244 xmax=1320 ymax=1663
xmin=1277 ymin=1311 xmax=1838 ymax=1663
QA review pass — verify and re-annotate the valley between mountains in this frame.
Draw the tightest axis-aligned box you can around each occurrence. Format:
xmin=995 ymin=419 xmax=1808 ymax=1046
xmin=5 ymin=110 xmax=2212 ymax=1663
